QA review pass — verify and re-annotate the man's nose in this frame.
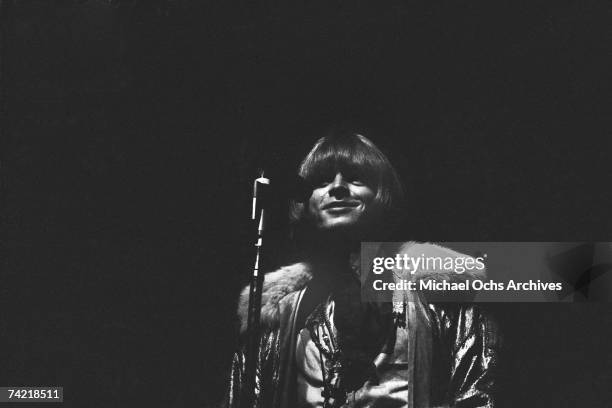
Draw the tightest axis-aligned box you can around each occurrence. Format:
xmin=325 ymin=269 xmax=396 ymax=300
xmin=329 ymin=173 xmax=349 ymax=197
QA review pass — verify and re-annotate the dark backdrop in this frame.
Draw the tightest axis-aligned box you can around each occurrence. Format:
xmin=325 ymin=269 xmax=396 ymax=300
xmin=2 ymin=1 xmax=611 ymax=407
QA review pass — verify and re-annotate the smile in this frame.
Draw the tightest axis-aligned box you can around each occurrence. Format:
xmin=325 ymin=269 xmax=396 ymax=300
xmin=322 ymin=201 xmax=361 ymax=210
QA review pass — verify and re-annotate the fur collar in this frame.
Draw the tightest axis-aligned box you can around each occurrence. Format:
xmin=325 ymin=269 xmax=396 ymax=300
xmin=237 ymin=242 xmax=486 ymax=334
xmin=237 ymin=263 xmax=313 ymax=334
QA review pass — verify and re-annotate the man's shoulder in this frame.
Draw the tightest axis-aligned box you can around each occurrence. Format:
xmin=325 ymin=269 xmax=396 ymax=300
xmin=237 ymin=263 xmax=313 ymax=334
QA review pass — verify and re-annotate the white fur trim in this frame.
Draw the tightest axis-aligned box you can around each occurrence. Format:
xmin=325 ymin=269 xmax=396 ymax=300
xmin=237 ymin=263 xmax=312 ymax=334
xmin=236 ymin=242 xmax=486 ymax=333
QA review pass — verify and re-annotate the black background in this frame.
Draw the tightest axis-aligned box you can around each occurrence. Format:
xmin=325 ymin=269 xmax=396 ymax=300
xmin=2 ymin=1 xmax=611 ymax=407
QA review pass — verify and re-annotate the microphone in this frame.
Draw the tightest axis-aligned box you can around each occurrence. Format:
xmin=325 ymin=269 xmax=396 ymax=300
xmin=252 ymin=172 xmax=270 ymax=221
xmin=252 ymin=171 xmax=311 ymax=216
xmin=251 ymin=171 xmax=311 ymax=234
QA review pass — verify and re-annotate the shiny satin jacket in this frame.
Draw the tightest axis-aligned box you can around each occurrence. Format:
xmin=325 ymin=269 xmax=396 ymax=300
xmin=226 ymin=243 xmax=500 ymax=408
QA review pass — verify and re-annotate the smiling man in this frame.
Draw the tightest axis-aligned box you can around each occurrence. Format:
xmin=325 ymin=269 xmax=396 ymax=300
xmin=309 ymin=170 xmax=375 ymax=230
xmin=226 ymin=130 xmax=499 ymax=408
xmin=293 ymin=133 xmax=401 ymax=244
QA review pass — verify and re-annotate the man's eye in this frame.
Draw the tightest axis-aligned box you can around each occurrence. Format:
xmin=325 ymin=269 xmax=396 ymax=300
xmin=350 ymin=179 xmax=365 ymax=186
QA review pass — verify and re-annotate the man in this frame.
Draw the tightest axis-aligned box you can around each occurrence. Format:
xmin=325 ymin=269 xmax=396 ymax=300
xmin=226 ymin=130 xmax=499 ymax=407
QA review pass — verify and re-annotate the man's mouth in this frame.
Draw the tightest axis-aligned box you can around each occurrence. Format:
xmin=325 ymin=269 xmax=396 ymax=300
xmin=322 ymin=201 xmax=361 ymax=210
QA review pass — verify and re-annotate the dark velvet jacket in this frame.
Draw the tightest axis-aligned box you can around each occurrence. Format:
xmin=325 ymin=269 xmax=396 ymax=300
xmin=226 ymin=242 xmax=500 ymax=408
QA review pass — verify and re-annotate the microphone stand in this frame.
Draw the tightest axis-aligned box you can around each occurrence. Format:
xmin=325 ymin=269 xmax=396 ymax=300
xmin=241 ymin=172 xmax=270 ymax=407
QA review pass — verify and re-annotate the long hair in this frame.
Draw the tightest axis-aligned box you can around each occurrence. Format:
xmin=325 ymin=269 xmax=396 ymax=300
xmin=290 ymin=130 xmax=405 ymax=236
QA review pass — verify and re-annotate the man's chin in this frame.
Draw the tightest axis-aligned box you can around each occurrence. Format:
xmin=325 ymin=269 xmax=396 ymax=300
xmin=319 ymin=218 xmax=359 ymax=230
xmin=317 ymin=219 xmax=365 ymax=237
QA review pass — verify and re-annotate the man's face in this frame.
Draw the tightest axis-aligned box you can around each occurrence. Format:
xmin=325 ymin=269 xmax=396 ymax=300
xmin=308 ymin=172 xmax=377 ymax=231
